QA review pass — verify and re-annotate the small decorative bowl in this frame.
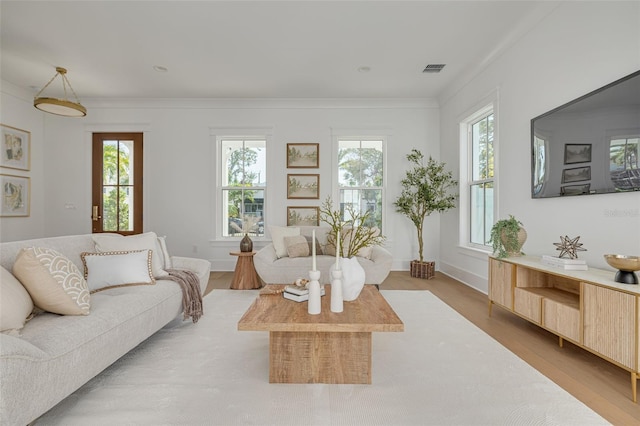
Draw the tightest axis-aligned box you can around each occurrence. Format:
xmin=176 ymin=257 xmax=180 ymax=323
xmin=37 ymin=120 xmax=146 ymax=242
xmin=604 ymin=254 xmax=640 ymax=284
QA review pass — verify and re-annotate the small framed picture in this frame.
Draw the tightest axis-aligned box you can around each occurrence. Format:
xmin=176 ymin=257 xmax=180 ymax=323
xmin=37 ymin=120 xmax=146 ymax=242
xmin=562 ymin=166 xmax=591 ymax=184
xmin=287 ymin=143 xmax=319 ymax=168
xmin=561 ymin=183 xmax=591 ymax=196
xmin=287 ymin=174 xmax=319 ymax=199
xmin=1 ymin=174 xmax=30 ymax=217
xmin=1 ymin=124 xmax=31 ymax=171
xmin=564 ymin=144 xmax=591 ymax=165
xmin=287 ymin=206 xmax=320 ymax=226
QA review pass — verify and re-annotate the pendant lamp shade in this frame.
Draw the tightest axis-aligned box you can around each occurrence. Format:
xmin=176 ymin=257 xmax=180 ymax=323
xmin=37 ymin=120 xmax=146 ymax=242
xmin=33 ymin=67 xmax=87 ymax=117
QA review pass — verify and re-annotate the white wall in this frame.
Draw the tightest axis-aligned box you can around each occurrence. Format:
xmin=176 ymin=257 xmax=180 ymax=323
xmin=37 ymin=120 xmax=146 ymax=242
xmin=0 ymin=95 xmax=439 ymax=271
xmin=439 ymin=1 xmax=640 ymax=293
xmin=0 ymin=82 xmax=46 ymax=241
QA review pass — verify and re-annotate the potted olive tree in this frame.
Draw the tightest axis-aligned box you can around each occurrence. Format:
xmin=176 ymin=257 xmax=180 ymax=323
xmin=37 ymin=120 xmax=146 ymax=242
xmin=394 ymin=149 xmax=458 ymax=278
xmin=488 ymin=215 xmax=527 ymax=258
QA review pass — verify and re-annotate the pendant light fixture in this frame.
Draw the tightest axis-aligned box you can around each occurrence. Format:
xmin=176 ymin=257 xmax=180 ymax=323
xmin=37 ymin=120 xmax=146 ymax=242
xmin=33 ymin=67 xmax=87 ymax=117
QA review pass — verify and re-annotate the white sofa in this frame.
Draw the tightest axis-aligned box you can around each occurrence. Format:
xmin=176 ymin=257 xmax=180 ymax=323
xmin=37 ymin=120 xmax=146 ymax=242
xmin=254 ymin=226 xmax=392 ymax=285
xmin=0 ymin=234 xmax=211 ymax=425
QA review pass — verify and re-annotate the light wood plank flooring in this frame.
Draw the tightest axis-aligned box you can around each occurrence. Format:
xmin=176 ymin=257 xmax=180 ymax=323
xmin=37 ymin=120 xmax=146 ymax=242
xmin=205 ymin=271 xmax=640 ymax=424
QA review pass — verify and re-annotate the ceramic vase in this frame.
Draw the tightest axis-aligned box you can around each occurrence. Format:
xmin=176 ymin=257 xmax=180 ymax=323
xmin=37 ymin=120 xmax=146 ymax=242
xmin=240 ymin=234 xmax=253 ymax=252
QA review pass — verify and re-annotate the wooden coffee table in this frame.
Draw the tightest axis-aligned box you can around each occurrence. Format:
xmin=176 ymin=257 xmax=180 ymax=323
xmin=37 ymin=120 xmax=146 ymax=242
xmin=237 ymin=284 xmax=404 ymax=384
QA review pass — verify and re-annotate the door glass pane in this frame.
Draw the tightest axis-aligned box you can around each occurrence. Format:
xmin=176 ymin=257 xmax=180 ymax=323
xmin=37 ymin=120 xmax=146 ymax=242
xmin=118 ymin=140 xmax=134 ymax=186
xmin=102 ymin=186 xmax=118 ymax=231
xmin=102 ymin=141 xmax=118 ymax=185
xmin=119 ymin=186 xmax=133 ymax=232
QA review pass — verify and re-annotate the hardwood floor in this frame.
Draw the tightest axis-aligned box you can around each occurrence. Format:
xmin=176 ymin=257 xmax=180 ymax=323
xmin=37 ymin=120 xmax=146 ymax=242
xmin=205 ymin=271 xmax=640 ymax=424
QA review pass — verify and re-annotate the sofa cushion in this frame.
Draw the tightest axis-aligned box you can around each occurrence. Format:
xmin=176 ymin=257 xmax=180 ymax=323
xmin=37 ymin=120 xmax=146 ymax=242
xmin=0 ymin=266 xmax=34 ymax=332
xmin=269 ymin=226 xmax=300 ymax=258
xmin=92 ymin=232 xmax=168 ymax=278
xmin=12 ymin=247 xmax=91 ymax=316
xmin=284 ymin=235 xmax=309 ymax=258
xmin=81 ymin=250 xmax=155 ymax=293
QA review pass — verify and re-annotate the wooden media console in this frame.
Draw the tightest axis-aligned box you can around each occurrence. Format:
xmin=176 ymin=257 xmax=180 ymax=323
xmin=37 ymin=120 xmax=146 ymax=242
xmin=488 ymin=255 xmax=640 ymax=402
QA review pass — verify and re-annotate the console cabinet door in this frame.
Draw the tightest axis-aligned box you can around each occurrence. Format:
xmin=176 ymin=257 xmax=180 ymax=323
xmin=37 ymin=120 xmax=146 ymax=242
xmin=489 ymin=259 xmax=514 ymax=309
xmin=583 ymin=283 xmax=637 ymax=369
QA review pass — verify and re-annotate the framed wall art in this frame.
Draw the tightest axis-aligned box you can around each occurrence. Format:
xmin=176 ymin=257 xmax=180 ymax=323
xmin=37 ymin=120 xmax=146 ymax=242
xmin=561 ymin=183 xmax=591 ymax=196
xmin=564 ymin=143 xmax=591 ymax=165
xmin=287 ymin=206 xmax=320 ymax=226
xmin=287 ymin=174 xmax=319 ymax=199
xmin=287 ymin=143 xmax=319 ymax=168
xmin=562 ymin=166 xmax=591 ymax=184
xmin=1 ymin=124 xmax=31 ymax=171
xmin=1 ymin=174 xmax=30 ymax=217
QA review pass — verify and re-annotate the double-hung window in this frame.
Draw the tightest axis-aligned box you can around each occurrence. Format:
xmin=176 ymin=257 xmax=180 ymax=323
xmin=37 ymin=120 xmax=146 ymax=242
xmin=219 ymin=138 xmax=266 ymax=237
xmin=461 ymin=103 xmax=495 ymax=249
xmin=337 ymin=138 xmax=384 ymax=229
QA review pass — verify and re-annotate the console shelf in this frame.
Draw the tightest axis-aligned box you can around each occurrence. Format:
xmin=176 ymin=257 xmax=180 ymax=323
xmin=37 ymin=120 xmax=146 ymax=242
xmin=488 ymin=255 xmax=640 ymax=402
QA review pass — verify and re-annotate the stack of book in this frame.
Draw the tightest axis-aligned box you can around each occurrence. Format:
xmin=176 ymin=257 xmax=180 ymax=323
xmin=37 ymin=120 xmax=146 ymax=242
xmin=283 ymin=285 xmax=326 ymax=302
xmin=541 ymin=255 xmax=588 ymax=270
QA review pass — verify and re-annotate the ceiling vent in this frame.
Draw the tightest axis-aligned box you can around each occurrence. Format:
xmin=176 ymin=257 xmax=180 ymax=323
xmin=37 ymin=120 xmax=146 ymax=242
xmin=423 ymin=64 xmax=446 ymax=73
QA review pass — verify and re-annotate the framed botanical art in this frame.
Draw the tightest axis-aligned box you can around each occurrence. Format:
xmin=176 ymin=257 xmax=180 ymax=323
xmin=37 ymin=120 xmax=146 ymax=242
xmin=562 ymin=166 xmax=591 ymax=184
xmin=287 ymin=206 xmax=320 ymax=226
xmin=287 ymin=143 xmax=319 ymax=168
xmin=287 ymin=174 xmax=319 ymax=199
xmin=1 ymin=124 xmax=31 ymax=171
xmin=564 ymin=143 xmax=591 ymax=164
xmin=0 ymin=174 xmax=30 ymax=217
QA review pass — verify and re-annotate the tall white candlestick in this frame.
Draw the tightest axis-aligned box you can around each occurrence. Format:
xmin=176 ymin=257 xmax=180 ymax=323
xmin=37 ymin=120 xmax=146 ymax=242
xmin=312 ymin=230 xmax=317 ymax=271
xmin=335 ymin=230 xmax=340 ymax=271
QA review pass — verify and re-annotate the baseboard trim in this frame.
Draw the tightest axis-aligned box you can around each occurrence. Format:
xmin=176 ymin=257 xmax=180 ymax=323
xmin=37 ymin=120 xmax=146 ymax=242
xmin=437 ymin=260 xmax=488 ymax=295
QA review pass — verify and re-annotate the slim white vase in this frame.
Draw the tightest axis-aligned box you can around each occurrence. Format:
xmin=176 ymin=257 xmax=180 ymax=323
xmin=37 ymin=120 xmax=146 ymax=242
xmin=308 ymin=270 xmax=321 ymax=315
xmin=330 ymin=269 xmax=343 ymax=313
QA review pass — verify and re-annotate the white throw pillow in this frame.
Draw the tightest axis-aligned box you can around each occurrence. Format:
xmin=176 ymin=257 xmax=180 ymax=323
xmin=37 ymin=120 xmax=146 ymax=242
xmin=0 ymin=266 xmax=34 ymax=332
xmin=81 ymin=250 xmax=155 ymax=293
xmin=269 ymin=226 xmax=300 ymax=258
xmin=12 ymin=247 xmax=91 ymax=316
xmin=92 ymin=232 xmax=168 ymax=278
xmin=157 ymin=235 xmax=172 ymax=269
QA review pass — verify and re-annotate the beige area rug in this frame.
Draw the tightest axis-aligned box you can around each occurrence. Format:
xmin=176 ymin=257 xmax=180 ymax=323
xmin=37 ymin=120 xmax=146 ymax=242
xmin=35 ymin=290 xmax=607 ymax=425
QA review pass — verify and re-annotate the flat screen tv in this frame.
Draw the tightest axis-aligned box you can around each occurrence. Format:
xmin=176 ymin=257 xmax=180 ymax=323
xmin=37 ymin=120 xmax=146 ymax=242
xmin=531 ymin=70 xmax=640 ymax=198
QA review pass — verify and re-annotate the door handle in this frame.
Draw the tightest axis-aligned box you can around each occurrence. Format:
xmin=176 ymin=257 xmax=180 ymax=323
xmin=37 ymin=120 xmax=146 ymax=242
xmin=92 ymin=205 xmax=102 ymax=221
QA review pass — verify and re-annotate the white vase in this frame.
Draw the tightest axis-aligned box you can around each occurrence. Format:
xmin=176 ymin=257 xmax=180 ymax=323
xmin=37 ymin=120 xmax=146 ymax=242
xmin=331 ymin=257 xmax=365 ymax=301
xmin=330 ymin=269 xmax=344 ymax=313
xmin=307 ymin=270 xmax=321 ymax=315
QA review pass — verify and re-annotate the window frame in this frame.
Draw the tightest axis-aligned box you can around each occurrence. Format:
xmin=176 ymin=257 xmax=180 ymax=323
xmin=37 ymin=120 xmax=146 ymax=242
xmin=459 ymin=95 xmax=498 ymax=253
xmin=331 ymin=129 xmax=388 ymax=232
xmin=212 ymin=127 xmax=272 ymax=241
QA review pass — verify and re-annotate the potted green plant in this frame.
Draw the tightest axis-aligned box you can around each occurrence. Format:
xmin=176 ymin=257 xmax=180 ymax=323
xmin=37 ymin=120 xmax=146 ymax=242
xmin=393 ymin=149 xmax=458 ymax=278
xmin=489 ymin=215 xmax=527 ymax=258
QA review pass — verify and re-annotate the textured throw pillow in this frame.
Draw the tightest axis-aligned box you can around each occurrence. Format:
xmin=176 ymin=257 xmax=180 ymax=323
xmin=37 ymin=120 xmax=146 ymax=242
xmin=304 ymin=235 xmax=323 ymax=256
xmin=92 ymin=232 xmax=168 ymax=278
xmin=81 ymin=250 xmax=155 ymax=293
xmin=269 ymin=226 xmax=300 ymax=258
xmin=284 ymin=235 xmax=310 ymax=258
xmin=0 ymin=266 xmax=34 ymax=332
xmin=12 ymin=247 xmax=91 ymax=316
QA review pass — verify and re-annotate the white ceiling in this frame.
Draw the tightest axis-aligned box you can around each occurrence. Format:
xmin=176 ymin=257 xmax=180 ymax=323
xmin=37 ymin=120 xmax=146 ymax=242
xmin=1 ymin=1 xmax=554 ymax=100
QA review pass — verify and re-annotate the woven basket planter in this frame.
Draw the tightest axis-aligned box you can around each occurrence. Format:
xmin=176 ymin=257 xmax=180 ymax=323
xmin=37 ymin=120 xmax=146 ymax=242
xmin=410 ymin=260 xmax=435 ymax=279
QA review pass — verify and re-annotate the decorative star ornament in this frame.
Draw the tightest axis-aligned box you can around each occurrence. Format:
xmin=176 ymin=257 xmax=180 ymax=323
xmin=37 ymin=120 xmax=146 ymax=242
xmin=553 ymin=235 xmax=587 ymax=259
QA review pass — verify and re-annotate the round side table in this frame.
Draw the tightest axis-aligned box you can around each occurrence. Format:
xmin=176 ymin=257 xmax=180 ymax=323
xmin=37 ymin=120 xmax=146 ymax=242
xmin=229 ymin=251 xmax=262 ymax=290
